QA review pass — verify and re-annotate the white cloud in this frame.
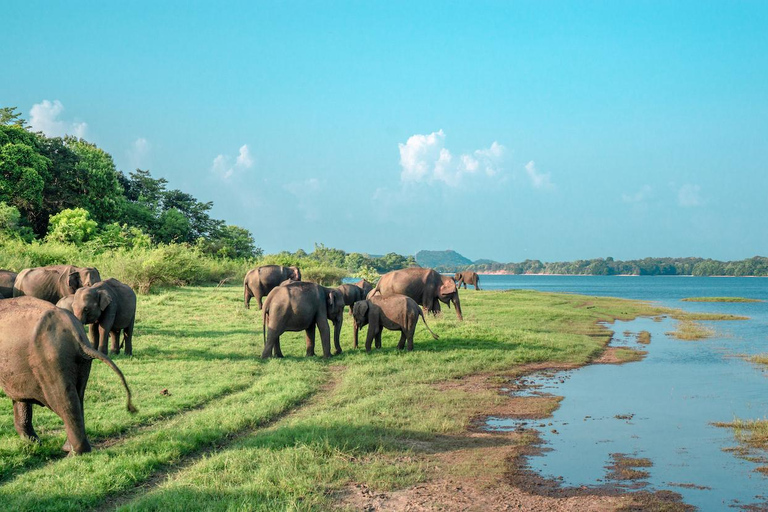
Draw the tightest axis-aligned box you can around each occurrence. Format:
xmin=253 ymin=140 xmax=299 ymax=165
xmin=524 ymin=160 xmax=553 ymax=189
xmin=622 ymin=185 xmax=652 ymax=204
xmin=398 ymin=130 xmax=505 ymax=187
xmin=211 ymin=144 xmax=254 ymax=180
xmin=28 ymin=99 xmax=88 ymax=138
xmin=678 ymin=184 xmax=702 ymax=207
xmin=127 ymin=137 xmax=150 ymax=169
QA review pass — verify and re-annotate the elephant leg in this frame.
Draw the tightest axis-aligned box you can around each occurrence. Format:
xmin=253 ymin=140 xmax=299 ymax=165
xmin=305 ymin=328 xmax=316 ymax=357
xmin=375 ymin=331 xmax=382 ymax=349
xmin=316 ymin=318 xmax=332 ymax=358
xmin=353 ymin=326 xmax=359 ymax=349
xmin=396 ymin=331 xmax=406 ymax=350
xmin=262 ymin=328 xmax=281 ymax=359
xmin=365 ymin=327 xmax=376 ymax=352
xmin=12 ymin=401 xmax=38 ymax=442
xmin=124 ymin=317 xmax=135 ymax=356
xmin=407 ymin=327 xmax=415 ymax=351
xmin=110 ymin=330 xmax=120 ymax=355
xmin=94 ymin=324 xmax=112 ymax=354
xmin=332 ymin=318 xmax=343 ymax=355
xmin=244 ymin=285 xmax=252 ymax=309
xmin=89 ymin=322 xmax=100 ymax=351
xmin=256 ymin=289 xmax=264 ymax=311
xmin=273 ymin=339 xmax=284 ymax=358
xmin=40 ymin=374 xmax=91 ymax=454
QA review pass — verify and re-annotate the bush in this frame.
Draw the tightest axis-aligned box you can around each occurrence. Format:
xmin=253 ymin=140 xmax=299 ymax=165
xmin=301 ymin=266 xmax=348 ymax=287
xmin=46 ymin=208 xmax=97 ymax=245
xmin=348 ymin=264 xmax=380 ymax=285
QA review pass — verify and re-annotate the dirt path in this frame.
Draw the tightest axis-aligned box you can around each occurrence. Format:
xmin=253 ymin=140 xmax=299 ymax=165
xmin=92 ymin=365 xmax=346 ymax=512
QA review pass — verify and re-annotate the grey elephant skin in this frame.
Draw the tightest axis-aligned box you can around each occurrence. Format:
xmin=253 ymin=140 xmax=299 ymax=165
xmin=454 ymin=271 xmax=481 ymax=290
xmin=73 ymin=278 xmax=137 ymax=356
xmin=244 ymin=265 xmax=301 ymax=310
xmin=0 ymin=297 xmax=136 ymax=454
xmin=352 ymin=294 xmax=439 ymax=352
xmin=56 ymin=295 xmax=75 ymax=313
xmin=262 ymin=281 xmax=344 ymax=358
xmin=13 ymin=265 xmax=101 ymax=304
xmin=0 ymin=269 xmax=17 ymax=298
xmin=337 ymin=279 xmax=374 ymax=313
xmin=373 ymin=267 xmax=463 ymax=320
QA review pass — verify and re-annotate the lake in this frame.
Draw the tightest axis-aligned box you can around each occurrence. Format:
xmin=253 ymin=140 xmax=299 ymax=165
xmin=476 ymin=275 xmax=768 ymax=510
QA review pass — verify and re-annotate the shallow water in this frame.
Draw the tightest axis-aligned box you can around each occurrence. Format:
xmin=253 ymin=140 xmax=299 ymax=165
xmin=478 ymin=276 xmax=768 ymax=510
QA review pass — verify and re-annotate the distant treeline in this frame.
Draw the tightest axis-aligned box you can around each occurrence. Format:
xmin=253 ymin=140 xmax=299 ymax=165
xmin=466 ymin=257 xmax=768 ymax=277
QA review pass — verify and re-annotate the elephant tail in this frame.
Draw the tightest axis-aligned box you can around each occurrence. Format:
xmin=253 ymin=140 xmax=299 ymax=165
xmin=78 ymin=339 xmax=137 ymax=414
xmin=262 ymin=305 xmax=269 ymax=346
xmin=418 ymin=309 xmax=439 ymax=340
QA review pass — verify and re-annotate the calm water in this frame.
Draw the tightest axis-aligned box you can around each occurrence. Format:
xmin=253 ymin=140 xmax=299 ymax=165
xmin=478 ymin=275 xmax=768 ymax=510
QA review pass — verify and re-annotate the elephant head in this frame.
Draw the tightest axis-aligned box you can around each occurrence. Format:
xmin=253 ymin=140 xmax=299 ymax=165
xmin=352 ymin=300 xmax=369 ymax=331
xmin=438 ymin=276 xmax=463 ymax=320
xmin=72 ymin=285 xmax=112 ymax=325
xmin=78 ymin=267 xmax=101 ymax=287
xmin=288 ymin=266 xmax=301 ymax=281
xmin=355 ymin=279 xmax=373 ymax=297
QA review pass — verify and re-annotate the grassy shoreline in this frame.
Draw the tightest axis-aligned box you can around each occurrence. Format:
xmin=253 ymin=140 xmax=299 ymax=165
xmin=0 ymin=285 xmax=718 ymax=510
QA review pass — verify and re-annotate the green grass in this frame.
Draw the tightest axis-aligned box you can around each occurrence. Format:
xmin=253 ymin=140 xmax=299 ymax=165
xmin=681 ymin=297 xmax=763 ymax=303
xmin=714 ymin=419 xmax=768 ymax=474
xmin=666 ymin=320 xmax=715 ymax=340
xmin=0 ymin=286 xmax=673 ymax=510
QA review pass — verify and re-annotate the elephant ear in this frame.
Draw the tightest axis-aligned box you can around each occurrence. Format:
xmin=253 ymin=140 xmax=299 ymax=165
xmin=59 ymin=268 xmax=80 ymax=295
xmin=98 ymin=290 xmax=113 ymax=311
xmin=353 ymin=300 xmax=368 ymax=319
xmin=439 ymin=278 xmax=457 ymax=297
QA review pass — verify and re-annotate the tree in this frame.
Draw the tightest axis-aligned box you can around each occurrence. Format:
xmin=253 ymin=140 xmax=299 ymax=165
xmin=0 ymin=128 xmax=49 ymax=216
xmin=0 ymin=106 xmax=26 ymax=127
xmin=66 ymin=138 xmax=124 ymax=225
xmin=157 ymin=208 xmax=191 ymax=243
xmin=46 ymin=208 xmax=98 ymax=245
xmin=202 ymin=225 xmax=261 ymax=258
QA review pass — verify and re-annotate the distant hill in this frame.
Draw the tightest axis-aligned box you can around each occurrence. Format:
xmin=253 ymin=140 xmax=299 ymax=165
xmin=415 ymin=250 xmax=473 ymax=271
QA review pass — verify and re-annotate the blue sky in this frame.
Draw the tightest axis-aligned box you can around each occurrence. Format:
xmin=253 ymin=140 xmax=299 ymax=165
xmin=3 ymin=1 xmax=767 ymax=261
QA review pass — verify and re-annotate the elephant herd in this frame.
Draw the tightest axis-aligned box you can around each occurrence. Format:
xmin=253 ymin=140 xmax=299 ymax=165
xmin=250 ymin=265 xmax=472 ymax=359
xmin=0 ymin=262 xmax=480 ymax=456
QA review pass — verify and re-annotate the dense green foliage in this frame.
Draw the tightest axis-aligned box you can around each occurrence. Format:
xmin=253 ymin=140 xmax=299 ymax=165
xmin=0 ymin=285 xmax=670 ymax=510
xmin=0 ymin=108 xmax=258 ymax=259
xmin=469 ymin=256 xmax=768 ymax=276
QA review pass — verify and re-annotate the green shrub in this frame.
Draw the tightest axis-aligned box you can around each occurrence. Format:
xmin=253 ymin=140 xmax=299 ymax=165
xmin=46 ymin=208 xmax=97 ymax=245
xmin=301 ymin=266 xmax=348 ymax=286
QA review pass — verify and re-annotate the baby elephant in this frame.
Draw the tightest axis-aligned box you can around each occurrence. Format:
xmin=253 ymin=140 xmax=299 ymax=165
xmin=72 ymin=279 xmax=137 ymax=355
xmin=352 ymin=294 xmax=439 ymax=352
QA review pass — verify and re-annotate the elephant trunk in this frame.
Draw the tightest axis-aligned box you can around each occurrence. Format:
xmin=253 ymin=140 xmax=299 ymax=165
xmin=452 ymin=293 xmax=463 ymax=321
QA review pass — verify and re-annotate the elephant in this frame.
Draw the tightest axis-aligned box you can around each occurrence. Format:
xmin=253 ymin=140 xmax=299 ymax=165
xmin=13 ymin=265 xmax=101 ymax=304
xmin=261 ymin=281 xmax=344 ymax=358
xmin=372 ymin=267 xmax=463 ymax=320
xmin=0 ymin=269 xmax=17 ymax=298
xmin=56 ymin=295 xmax=75 ymax=313
xmin=352 ymin=294 xmax=439 ymax=352
xmin=337 ymin=280 xmax=373 ymax=314
xmin=72 ymin=278 xmax=137 ymax=356
xmin=454 ymin=271 xmax=481 ymax=290
xmin=244 ymin=265 xmax=301 ymax=310
xmin=0 ymin=297 xmax=136 ymax=454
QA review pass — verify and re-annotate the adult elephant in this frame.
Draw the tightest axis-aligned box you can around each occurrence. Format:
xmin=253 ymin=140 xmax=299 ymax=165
xmin=454 ymin=271 xmax=481 ymax=290
xmin=337 ymin=279 xmax=373 ymax=314
xmin=373 ymin=267 xmax=463 ymax=321
xmin=13 ymin=265 xmax=101 ymax=304
xmin=261 ymin=281 xmax=344 ymax=358
xmin=0 ymin=297 xmax=136 ymax=454
xmin=244 ymin=265 xmax=301 ymax=310
xmin=72 ymin=279 xmax=137 ymax=356
xmin=0 ymin=270 xmax=17 ymax=298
